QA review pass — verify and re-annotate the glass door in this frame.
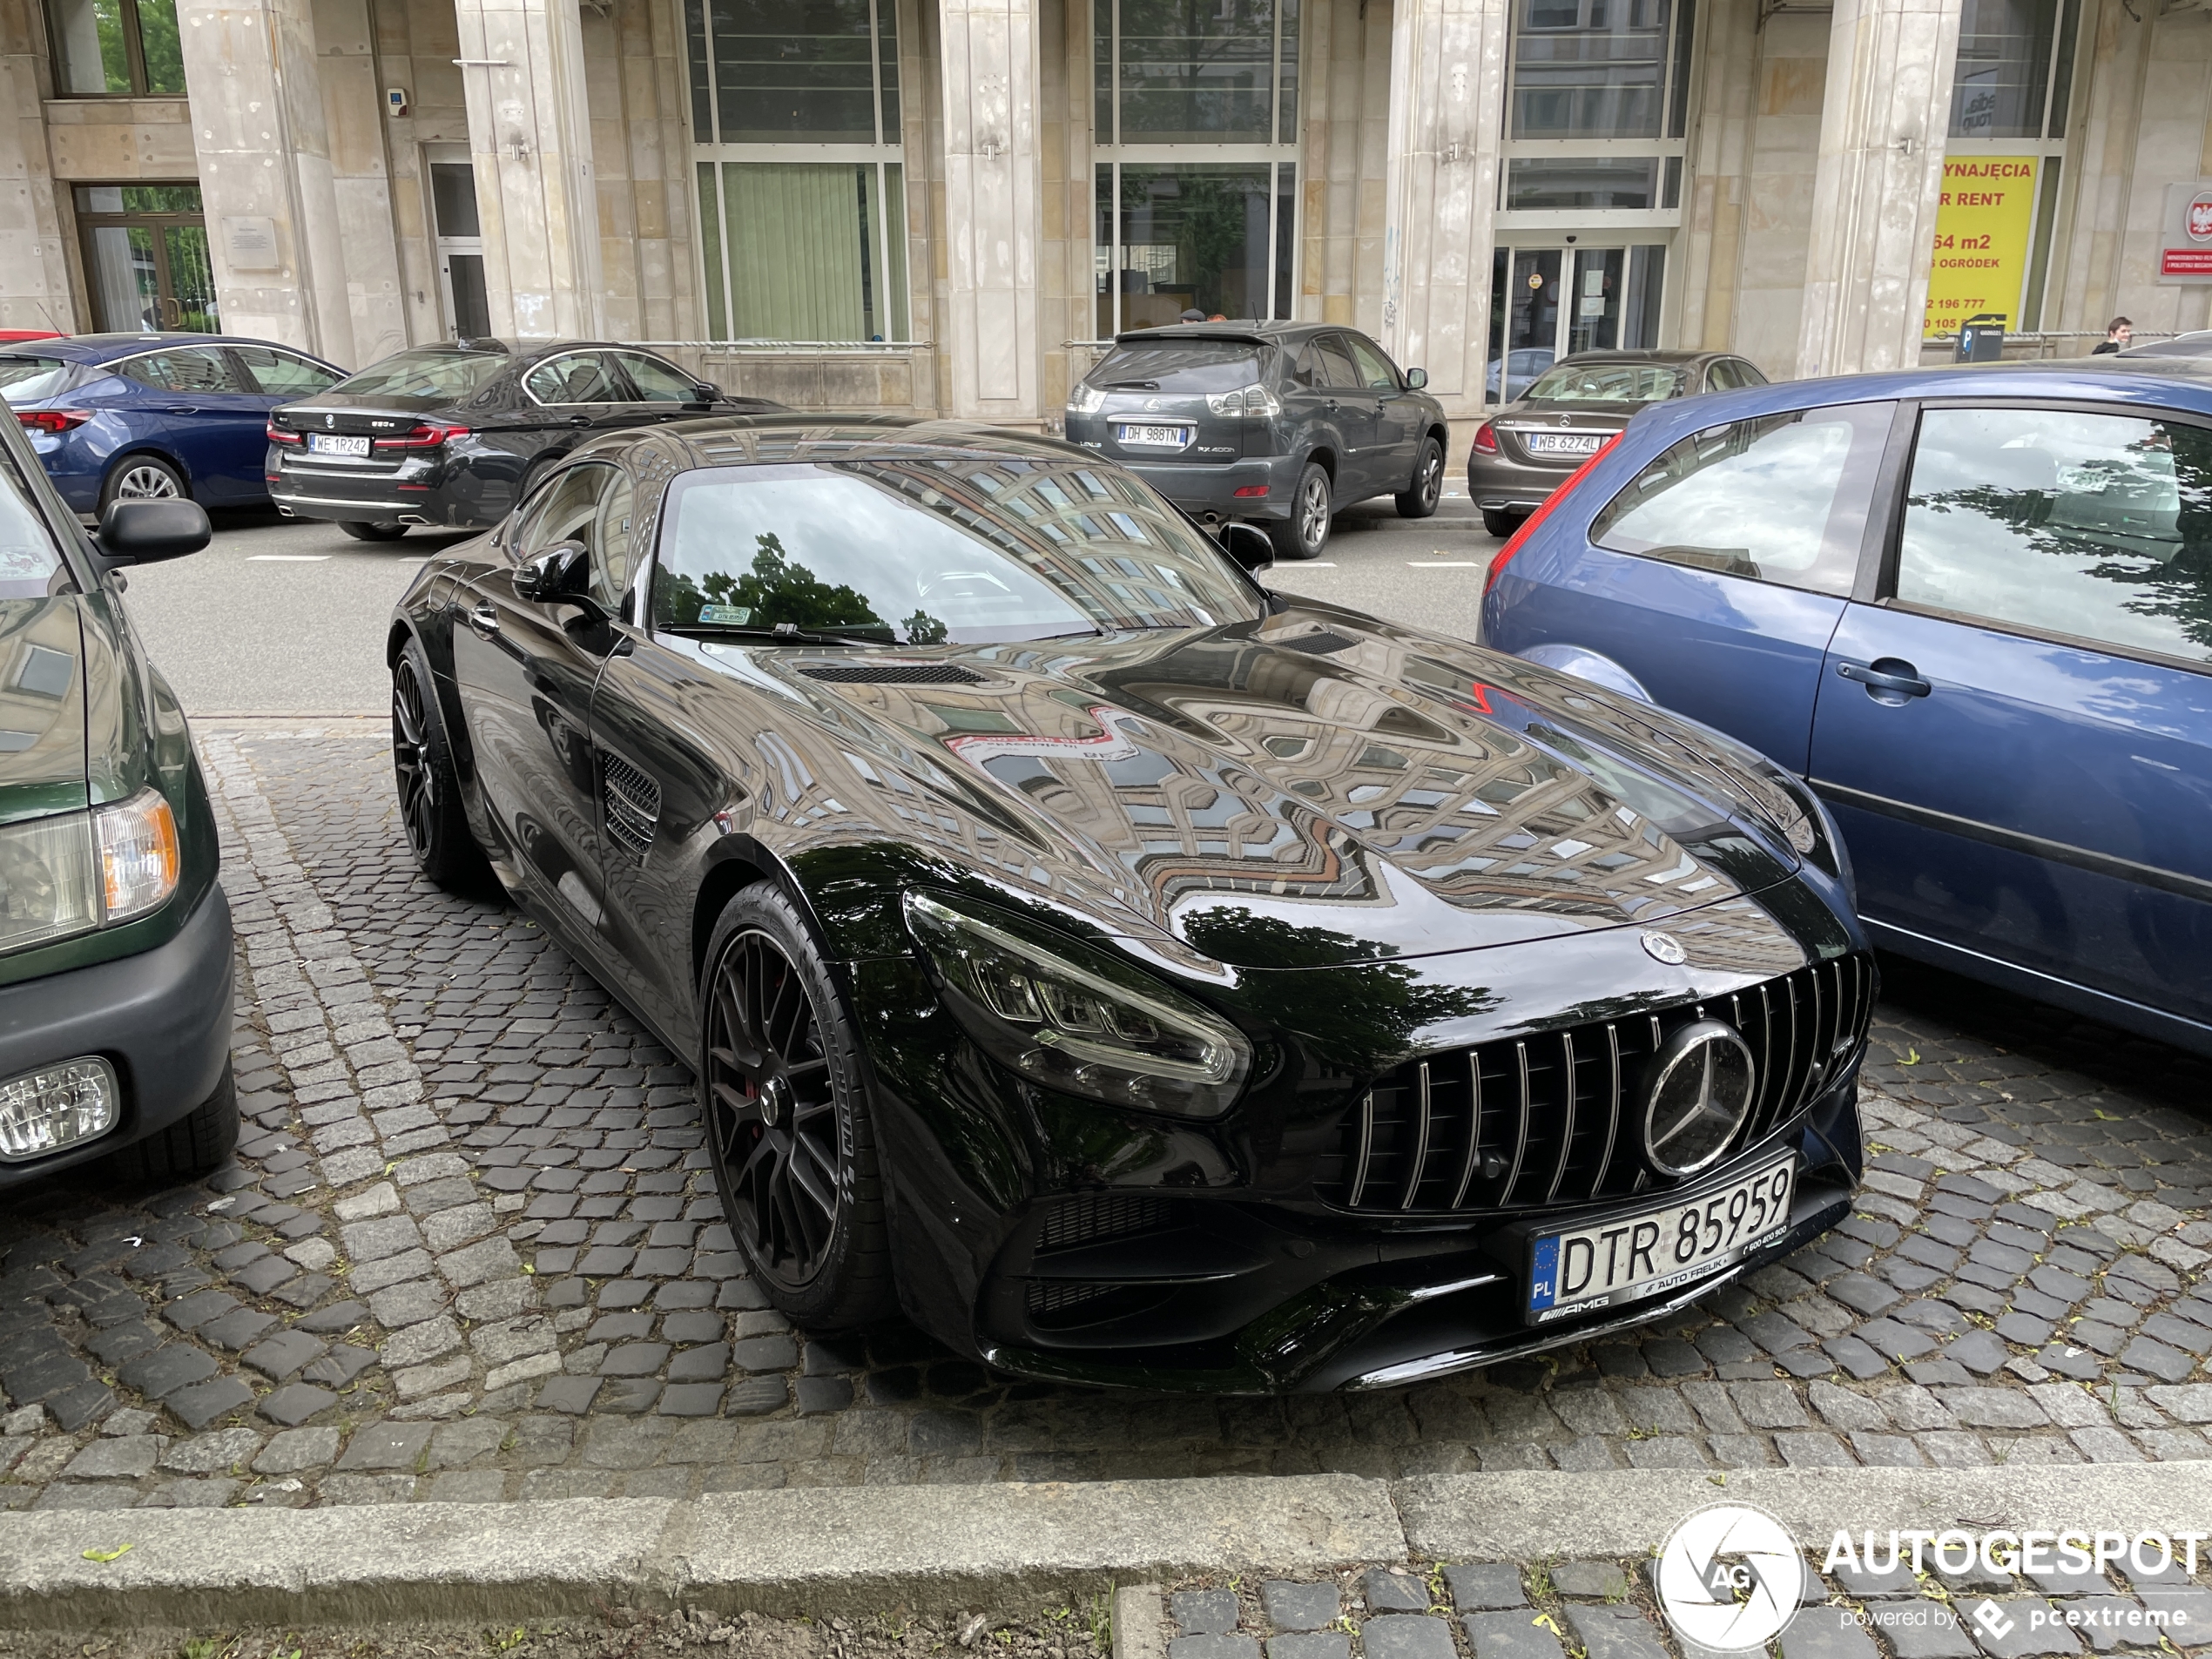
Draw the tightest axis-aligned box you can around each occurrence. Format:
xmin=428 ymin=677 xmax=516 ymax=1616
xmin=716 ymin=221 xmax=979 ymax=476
xmin=73 ymin=183 xmax=216 ymax=333
xmin=427 ymin=153 xmax=490 ymax=340
xmin=1487 ymin=240 xmax=1669 ymax=403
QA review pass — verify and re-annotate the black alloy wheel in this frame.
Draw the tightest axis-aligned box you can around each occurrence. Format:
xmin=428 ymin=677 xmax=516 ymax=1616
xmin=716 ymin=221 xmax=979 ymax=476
xmin=1396 ymin=436 xmax=1444 ymax=519
xmin=1268 ymin=461 xmax=1334 ymax=561
xmin=700 ymin=887 xmax=893 ymax=1327
xmin=391 ymin=637 xmax=493 ymax=893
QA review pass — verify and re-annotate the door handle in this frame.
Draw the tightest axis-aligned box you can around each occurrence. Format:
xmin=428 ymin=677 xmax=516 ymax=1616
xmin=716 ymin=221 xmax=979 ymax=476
xmin=568 ymin=415 xmax=594 ymax=428
xmin=468 ymin=603 xmax=501 ymax=639
xmin=1836 ymin=658 xmax=1932 ymax=699
xmin=156 ymin=405 xmax=200 ymax=415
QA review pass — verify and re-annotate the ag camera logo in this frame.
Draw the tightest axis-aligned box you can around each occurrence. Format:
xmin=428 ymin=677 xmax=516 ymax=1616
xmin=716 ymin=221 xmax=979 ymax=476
xmin=1656 ymin=1504 xmax=1805 ymax=1651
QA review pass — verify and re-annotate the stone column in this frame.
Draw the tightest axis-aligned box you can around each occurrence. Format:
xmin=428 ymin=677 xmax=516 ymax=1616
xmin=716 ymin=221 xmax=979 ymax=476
xmin=939 ymin=0 xmax=1042 ymax=421
xmin=1793 ymin=0 xmax=1962 ymax=378
xmin=178 ymin=0 xmax=359 ymax=363
xmin=451 ymin=0 xmax=602 ymax=342
xmin=0 ymin=0 xmax=77 ymax=334
xmin=313 ymin=0 xmax=409 ymax=365
xmin=1379 ymin=0 xmax=1511 ymax=408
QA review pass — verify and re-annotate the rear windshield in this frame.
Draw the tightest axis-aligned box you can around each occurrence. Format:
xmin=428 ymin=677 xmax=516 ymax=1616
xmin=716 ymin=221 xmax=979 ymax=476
xmin=1525 ymin=362 xmax=1685 ymax=404
xmin=329 ymin=349 xmax=509 ymax=401
xmin=0 ymin=358 xmax=77 ymax=404
xmin=1088 ymin=344 xmax=1264 ymax=395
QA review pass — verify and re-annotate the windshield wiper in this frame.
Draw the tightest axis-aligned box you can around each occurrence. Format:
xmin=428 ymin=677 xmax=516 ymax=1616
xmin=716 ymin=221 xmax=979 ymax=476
xmin=662 ymin=621 xmax=897 ymax=647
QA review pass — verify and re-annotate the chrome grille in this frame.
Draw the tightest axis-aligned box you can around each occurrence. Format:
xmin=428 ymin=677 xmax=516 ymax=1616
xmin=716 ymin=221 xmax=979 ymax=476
xmin=1318 ymin=954 xmax=1873 ymax=1214
xmin=601 ymin=752 xmax=660 ymax=861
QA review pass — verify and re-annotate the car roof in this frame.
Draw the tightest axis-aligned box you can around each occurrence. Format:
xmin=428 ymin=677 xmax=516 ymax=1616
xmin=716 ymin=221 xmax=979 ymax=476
xmin=1548 ymin=349 xmax=1730 ymax=368
xmin=627 ymin=414 xmax=1093 ymax=472
xmin=6 ymin=332 xmax=339 ymax=364
xmin=1109 ymin=321 xmax=1334 ymax=348
xmin=1751 ymin=356 xmax=2212 ymax=406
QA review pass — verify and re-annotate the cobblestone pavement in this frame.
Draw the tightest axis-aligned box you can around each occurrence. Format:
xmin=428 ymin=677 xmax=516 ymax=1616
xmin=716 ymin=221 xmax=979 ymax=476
xmin=2 ymin=724 xmax=2209 ymax=1510
xmin=1142 ymin=1550 xmax=2212 ymax=1659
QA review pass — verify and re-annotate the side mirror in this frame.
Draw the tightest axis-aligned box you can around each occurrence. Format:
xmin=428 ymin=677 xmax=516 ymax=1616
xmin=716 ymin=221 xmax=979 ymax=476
xmin=692 ymin=383 xmax=721 ymax=404
xmin=1219 ymin=522 xmax=1274 ymax=573
xmin=514 ymin=540 xmax=594 ymax=605
xmin=97 ymin=498 xmax=211 ymax=565
xmin=1404 ymin=367 xmax=1428 ymax=391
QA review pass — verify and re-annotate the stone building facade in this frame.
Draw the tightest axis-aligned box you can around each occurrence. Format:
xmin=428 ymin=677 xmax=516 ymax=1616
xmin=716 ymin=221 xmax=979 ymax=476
xmin=1 ymin=0 xmax=2208 ymax=427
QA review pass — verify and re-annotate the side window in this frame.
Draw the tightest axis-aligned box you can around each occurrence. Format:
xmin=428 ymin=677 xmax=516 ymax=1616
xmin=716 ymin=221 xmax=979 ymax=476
xmin=1704 ymin=361 xmax=1740 ymax=393
xmin=612 ymin=353 xmax=702 ymax=404
xmin=1345 ymin=336 xmax=1401 ymax=392
xmin=1731 ymin=360 xmax=1770 ymax=388
xmin=233 ymin=346 xmax=340 ymax=397
xmin=591 ymin=471 xmax=637 ymax=611
xmin=1589 ymin=402 xmax=1892 ymax=597
xmin=524 ymin=353 xmax=623 ymax=406
xmin=119 ymin=348 xmax=249 ymax=394
xmin=0 ymin=445 xmax=68 ymax=599
xmin=512 ymin=464 xmax=612 ymax=560
xmin=1282 ymin=343 xmax=1319 ymax=390
xmin=1314 ymin=335 xmax=1361 ymax=389
xmin=1895 ymin=406 xmax=2212 ymax=665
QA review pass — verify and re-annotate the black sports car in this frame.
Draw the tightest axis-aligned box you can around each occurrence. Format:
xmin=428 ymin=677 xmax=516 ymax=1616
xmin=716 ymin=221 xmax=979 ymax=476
xmin=266 ymin=339 xmax=783 ymax=541
xmin=388 ymin=415 xmax=1870 ymax=1392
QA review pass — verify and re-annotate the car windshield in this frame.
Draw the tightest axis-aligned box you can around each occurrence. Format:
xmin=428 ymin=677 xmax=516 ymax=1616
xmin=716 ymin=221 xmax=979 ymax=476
xmin=328 ymin=349 xmax=508 ymax=400
xmin=1089 ymin=344 xmax=1263 ymax=393
xmin=0 ymin=357 xmax=76 ymax=404
xmin=1523 ymin=362 xmax=1685 ymax=404
xmin=0 ymin=445 xmax=67 ymax=599
xmin=654 ymin=457 xmax=1263 ymax=644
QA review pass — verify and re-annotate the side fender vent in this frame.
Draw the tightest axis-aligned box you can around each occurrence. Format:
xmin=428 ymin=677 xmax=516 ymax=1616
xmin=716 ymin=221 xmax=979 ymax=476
xmin=602 ymin=752 xmax=660 ymax=860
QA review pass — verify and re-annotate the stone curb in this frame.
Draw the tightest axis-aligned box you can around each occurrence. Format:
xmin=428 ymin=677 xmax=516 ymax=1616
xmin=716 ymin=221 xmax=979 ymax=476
xmin=6 ymin=1464 xmax=2210 ymax=1632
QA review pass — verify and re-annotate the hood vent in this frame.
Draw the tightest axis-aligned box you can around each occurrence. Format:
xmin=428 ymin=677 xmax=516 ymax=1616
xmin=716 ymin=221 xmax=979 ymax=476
xmin=1272 ymin=631 xmax=1358 ymax=656
xmin=799 ymin=664 xmax=986 ymax=685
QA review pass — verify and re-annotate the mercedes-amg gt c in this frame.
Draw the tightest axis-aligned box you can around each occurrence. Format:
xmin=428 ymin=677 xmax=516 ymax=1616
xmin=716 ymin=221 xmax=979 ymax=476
xmin=387 ymin=415 xmax=1869 ymax=1392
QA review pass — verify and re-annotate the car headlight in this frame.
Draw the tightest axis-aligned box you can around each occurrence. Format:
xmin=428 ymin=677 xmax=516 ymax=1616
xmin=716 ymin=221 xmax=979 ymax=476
xmin=905 ymin=891 xmax=1252 ymax=1118
xmin=0 ymin=788 xmax=179 ymax=955
xmin=1067 ymin=382 xmax=1107 ymax=415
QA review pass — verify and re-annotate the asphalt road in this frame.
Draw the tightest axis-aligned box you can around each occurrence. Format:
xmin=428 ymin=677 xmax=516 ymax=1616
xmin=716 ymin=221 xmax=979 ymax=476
xmin=119 ymin=492 xmax=1500 ymax=718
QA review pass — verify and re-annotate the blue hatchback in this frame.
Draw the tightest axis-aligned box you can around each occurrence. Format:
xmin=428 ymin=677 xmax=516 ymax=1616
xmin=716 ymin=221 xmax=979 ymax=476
xmin=0 ymin=333 xmax=344 ymax=514
xmin=1483 ymin=359 xmax=2212 ymax=1056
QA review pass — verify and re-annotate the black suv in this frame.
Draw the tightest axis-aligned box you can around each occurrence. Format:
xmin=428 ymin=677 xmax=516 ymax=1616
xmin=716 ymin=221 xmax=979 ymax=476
xmin=1063 ymin=322 xmax=1449 ymax=560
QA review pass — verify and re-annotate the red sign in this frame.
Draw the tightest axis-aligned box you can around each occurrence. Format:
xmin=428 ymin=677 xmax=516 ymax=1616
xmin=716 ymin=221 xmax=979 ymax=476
xmin=2164 ymin=249 xmax=2212 ymax=276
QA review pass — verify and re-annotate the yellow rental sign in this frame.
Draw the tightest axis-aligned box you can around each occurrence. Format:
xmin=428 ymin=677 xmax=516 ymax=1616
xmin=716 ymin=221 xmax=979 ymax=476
xmin=1922 ymin=156 xmax=2039 ymax=339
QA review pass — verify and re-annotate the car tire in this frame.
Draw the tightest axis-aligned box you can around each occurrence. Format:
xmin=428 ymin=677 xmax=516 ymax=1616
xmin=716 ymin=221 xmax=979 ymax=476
xmin=1482 ymin=507 xmax=1524 ymax=539
xmin=392 ymin=636 xmax=495 ymax=894
xmin=340 ymin=521 xmax=408 ymax=542
xmin=106 ymin=1061 xmax=238 ymax=1184
xmin=1268 ymin=462 xmax=1334 ymax=561
xmin=1395 ymin=437 xmax=1444 ymax=519
xmin=698 ymin=883 xmax=894 ymax=1332
xmin=99 ymin=455 xmax=187 ymax=511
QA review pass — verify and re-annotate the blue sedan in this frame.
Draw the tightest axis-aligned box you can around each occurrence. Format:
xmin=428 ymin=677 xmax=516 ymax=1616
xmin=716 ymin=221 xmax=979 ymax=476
xmin=0 ymin=332 xmax=345 ymax=514
xmin=1482 ymin=358 xmax=2212 ymax=1057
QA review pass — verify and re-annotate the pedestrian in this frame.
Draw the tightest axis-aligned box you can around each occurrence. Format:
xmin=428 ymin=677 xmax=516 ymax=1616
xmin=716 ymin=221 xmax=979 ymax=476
xmin=2091 ymin=316 xmax=2133 ymax=354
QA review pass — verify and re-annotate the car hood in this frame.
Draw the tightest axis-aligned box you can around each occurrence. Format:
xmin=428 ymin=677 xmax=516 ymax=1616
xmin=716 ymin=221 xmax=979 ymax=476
xmin=698 ymin=604 xmax=1811 ymax=969
xmin=0 ymin=596 xmax=89 ymax=826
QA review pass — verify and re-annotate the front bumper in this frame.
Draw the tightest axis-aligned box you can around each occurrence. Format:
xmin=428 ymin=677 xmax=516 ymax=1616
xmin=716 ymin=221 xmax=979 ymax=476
xmin=0 ymin=883 xmax=234 ymax=1189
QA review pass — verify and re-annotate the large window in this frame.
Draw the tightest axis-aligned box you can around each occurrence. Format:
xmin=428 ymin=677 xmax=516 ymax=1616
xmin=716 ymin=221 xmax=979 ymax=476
xmin=1092 ymin=0 xmax=1300 ymax=337
xmin=73 ymin=184 xmax=214 ymax=333
xmin=1500 ymin=0 xmax=1691 ymax=212
xmin=45 ymin=0 xmax=182 ymax=96
xmin=685 ymin=0 xmax=908 ymax=342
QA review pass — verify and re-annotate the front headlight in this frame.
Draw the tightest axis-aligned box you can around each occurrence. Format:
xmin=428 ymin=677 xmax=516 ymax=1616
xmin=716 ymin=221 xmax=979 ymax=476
xmin=905 ymin=891 xmax=1252 ymax=1118
xmin=0 ymin=788 xmax=179 ymax=955
xmin=1067 ymin=382 xmax=1107 ymax=415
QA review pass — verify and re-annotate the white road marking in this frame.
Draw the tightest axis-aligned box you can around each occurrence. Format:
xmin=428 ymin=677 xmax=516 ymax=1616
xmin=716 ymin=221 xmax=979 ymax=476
xmin=247 ymin=554 xmax=332 ymax=562
xmin=1409 ymin=560 xmax=1481 ymax=567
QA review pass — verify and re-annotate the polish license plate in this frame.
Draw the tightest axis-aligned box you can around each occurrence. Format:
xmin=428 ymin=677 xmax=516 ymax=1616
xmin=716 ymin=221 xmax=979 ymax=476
xmin=1525 ymin=432 xmax=1603 ymax=456
xmin=307 ymin=433 xmax=371 ymax=457
xmin=1526 ymin=1153 xmax=1796 ymax=1323
xmin=1116 ymin=423 xmax=1189 ymax=448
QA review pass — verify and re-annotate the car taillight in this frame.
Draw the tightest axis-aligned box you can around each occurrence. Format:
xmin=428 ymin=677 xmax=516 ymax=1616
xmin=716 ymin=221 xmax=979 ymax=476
xmin=1483 ymin=432 xmax=1621 ymax=598
xmin=1472 ymin=421 xmax=1498 ymax=455
xmin=374 ymin=422 xmax=469 ymax=450
xmin=16 ymin=409 xmax=91 ymax=435
xmin=266 ymin=421 xmax=301 ymax=445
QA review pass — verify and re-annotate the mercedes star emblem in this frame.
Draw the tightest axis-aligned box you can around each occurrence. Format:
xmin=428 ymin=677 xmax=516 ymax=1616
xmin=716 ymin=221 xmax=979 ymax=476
xmin=1643 ymin=1019 xmax=1758 ymax=1177
xmin=1641 ymin=929 xmax=1687 ymax=965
